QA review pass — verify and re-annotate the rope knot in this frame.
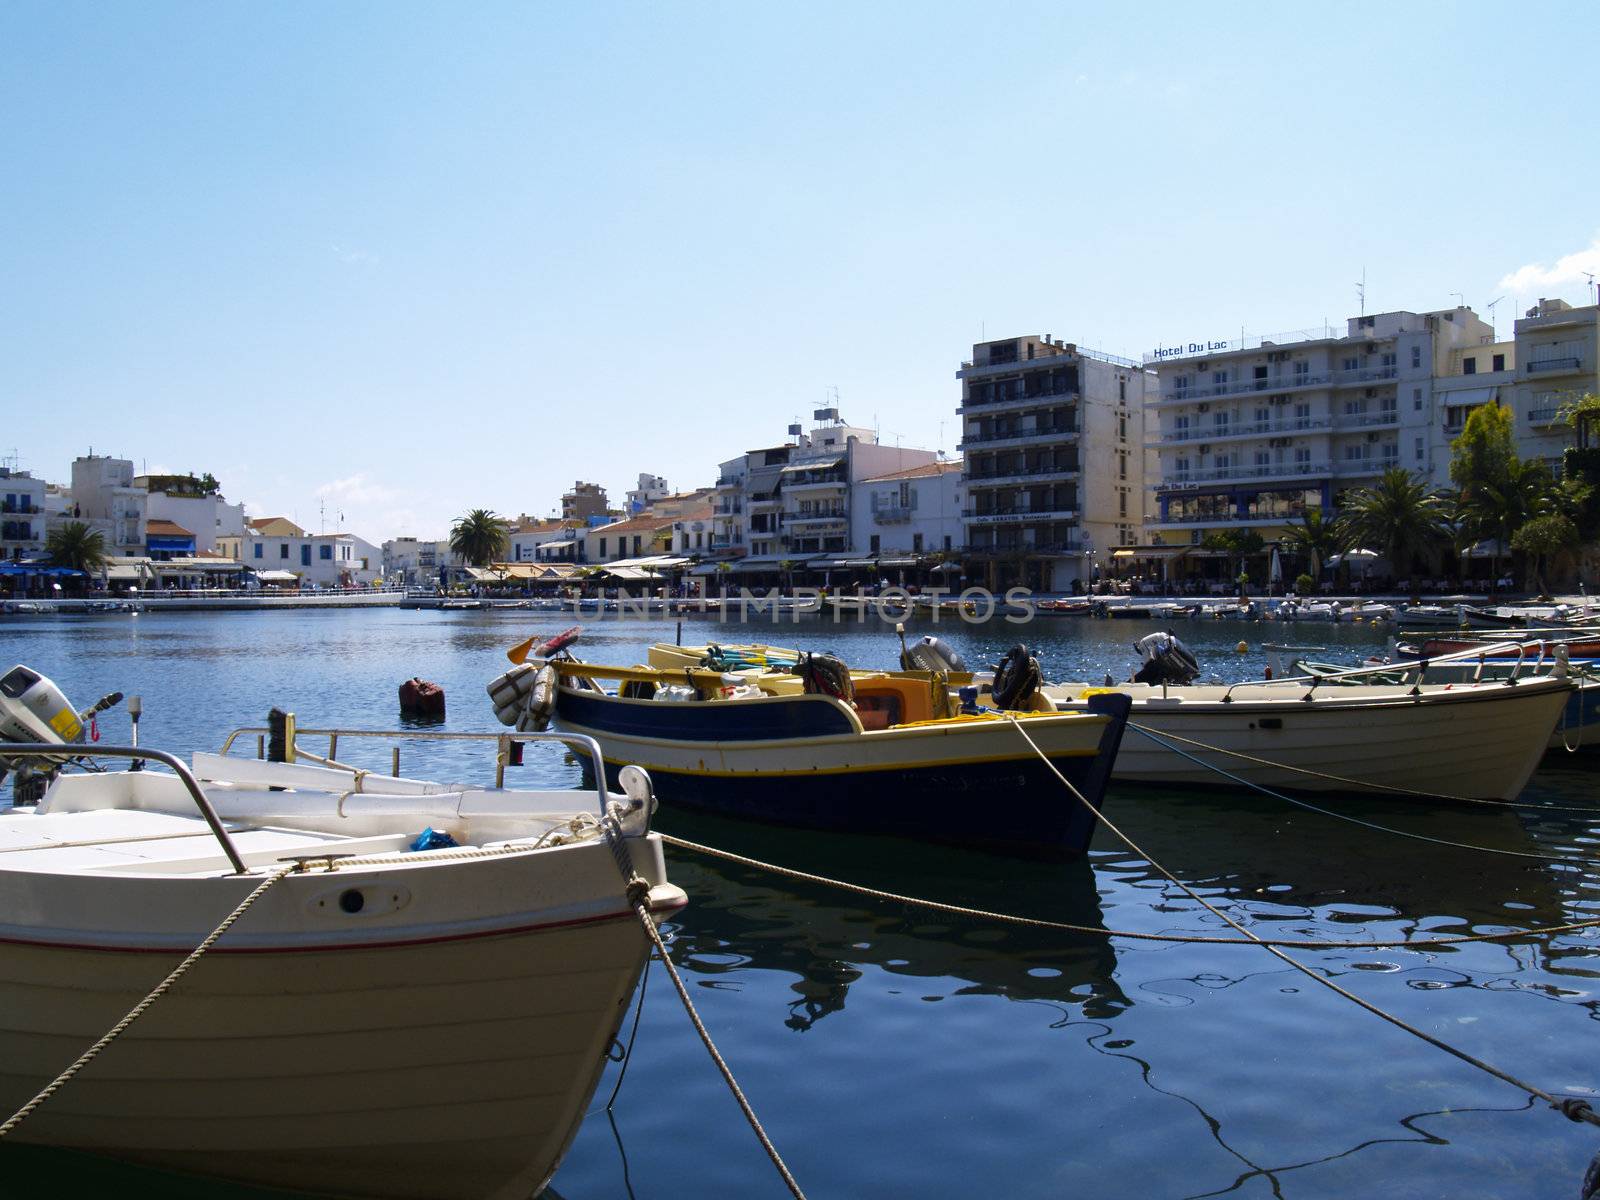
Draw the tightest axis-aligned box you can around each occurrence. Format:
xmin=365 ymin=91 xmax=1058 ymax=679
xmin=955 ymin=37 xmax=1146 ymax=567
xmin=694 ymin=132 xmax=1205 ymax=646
xmin=625 ymin=875 xmax=653 ymax=908
xmin=1554 ymin=1096 xmax=1597 ymax=1124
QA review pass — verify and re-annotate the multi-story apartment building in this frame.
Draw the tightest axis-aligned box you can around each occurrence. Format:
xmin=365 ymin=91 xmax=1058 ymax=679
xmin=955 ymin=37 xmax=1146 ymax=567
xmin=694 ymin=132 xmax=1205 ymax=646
xmin=561 ymin=482 xmax=610 ymax=523
xmin=852 ymin=460 xmax=964 ymax=563
xmin=624 ymin=473 xmax=670 ymax=514
xmin=219 ymin=518 xmax=379 ymax=587
xmin=66 ymin=454 xmax=146 ymax=555
xmin=957 ymin=336 xmax=1150 ymax=589
xmin=135 ymin=473 xmax=246 ymax=555
xmin=1145 ymin=307 xmax=1496 ymax=547
xmin=0 ymin=467 xmax=47 ymax=562
xmin=1510 ymin=297 xmax=1600 ymax=474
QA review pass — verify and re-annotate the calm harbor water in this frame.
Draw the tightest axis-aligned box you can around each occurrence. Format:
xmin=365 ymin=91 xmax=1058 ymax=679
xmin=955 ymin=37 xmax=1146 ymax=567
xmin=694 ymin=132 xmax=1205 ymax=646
xmin=3 ymin=607 xmax=1600 ymax=1198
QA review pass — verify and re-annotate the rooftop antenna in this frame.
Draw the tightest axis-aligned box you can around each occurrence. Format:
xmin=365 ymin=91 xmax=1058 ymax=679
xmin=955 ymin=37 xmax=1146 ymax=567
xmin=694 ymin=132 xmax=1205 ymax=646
xmin=1484 ymin=295 xmax=1505 ymax=339
xmin=1585 ymin=272 xmax=1597 ymax=305
xmin=319 ymin=499 xmax=326 ymax=535
xmin=1356 ymin=269 xmax=1366 ymax=317
xmin=1450 ymin=292 xmax=1464 ymax=309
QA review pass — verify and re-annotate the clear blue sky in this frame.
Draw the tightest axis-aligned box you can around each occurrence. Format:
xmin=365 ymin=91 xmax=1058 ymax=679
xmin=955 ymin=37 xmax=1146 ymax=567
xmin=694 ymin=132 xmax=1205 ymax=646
xmin=4 ymin=1 xmax=1597 ymax=541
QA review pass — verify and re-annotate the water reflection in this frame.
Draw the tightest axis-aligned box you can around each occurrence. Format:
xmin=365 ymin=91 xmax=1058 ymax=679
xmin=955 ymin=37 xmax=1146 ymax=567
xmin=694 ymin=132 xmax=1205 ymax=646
xmin=658 ymin=808 xmax=1127 ymax=1027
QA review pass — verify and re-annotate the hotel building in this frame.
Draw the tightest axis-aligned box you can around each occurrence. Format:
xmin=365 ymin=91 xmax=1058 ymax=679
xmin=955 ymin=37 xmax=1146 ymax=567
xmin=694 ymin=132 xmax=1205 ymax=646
xmin=1144 ymin=307 xmax=1498 ymax=546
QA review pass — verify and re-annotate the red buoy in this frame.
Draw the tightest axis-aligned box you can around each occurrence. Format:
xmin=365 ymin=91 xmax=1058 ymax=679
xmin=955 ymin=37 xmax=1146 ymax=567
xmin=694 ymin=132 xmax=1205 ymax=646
xmin=399 ymin=678 xmax=446 ymax=717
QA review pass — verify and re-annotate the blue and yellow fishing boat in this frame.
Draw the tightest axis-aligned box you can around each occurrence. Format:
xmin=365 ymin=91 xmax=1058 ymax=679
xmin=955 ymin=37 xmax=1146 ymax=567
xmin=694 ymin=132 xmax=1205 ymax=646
xmin=507 ymin=648 xmax=1129 ymax=858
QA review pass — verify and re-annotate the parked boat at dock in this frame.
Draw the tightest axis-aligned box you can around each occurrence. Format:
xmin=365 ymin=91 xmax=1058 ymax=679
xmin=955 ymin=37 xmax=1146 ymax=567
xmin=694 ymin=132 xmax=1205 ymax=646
xmin=0 ymin=667 xmax=683 ymax=1200
xmin=503 ymin=649 xmax=1131 ymax=858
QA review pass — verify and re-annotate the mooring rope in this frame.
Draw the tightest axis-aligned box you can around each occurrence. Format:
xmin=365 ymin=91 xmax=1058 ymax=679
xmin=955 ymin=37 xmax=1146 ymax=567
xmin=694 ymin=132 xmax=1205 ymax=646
xmin=0 ymin=863 xmax=297 ymax=1139
xmin=1123 ymin=715 xmax=1600 ymax=814
xmin=1124 ymin=722 xmax=1596 ymax=865
xmin=602 ymin=813 xmax=806 ymax=1200
xmin=1003 ymin=714 xmax=1600 ymax=1133
xmin=656 ymin=833 xmax=1600 ymax=950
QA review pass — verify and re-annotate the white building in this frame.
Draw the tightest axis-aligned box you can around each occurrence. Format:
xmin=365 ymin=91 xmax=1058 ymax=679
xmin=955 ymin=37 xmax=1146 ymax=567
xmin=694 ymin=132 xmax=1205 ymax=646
xmin=1144 ymin=307 xmax=1496 ymax=549
xmin=853 ymin=460 xmax=964 ymax=562
xmin=1510 ymin=297 xmax=1600 ymax=475
xmin=624 ymin=473 xmax=670 ymax=514
xmin=0 ymin=467 xmax=47 ymax=562
xmin=136 ymin=475 xmax=246 ymax=555
xmin=957 ymin=337 xmax=1151 ymax=589
xmin=66 ymin=455 xmax=146 ymax=556
xmin=219 ymin=518 xmax=380 ymax=587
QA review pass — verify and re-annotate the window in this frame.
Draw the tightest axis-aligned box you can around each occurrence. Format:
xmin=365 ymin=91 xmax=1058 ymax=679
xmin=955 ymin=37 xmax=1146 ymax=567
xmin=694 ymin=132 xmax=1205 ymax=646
xmin=300 ymin=544 xmax=311 ymax=566
xmin=1342 ymin=356 xmax=1359 ymax=371
xmin=1358 ymin=316 xmax=1375 ymax=329
xmin=1381 ymin=352 xmax=1396 ymax=368
xmin=1294 ymin=402 xmax=1311 ymax=424
xmin=1118 ymin=378 xmax=1127 ymax=401
xmin=1493 ymin=353 xmax=1505 ymax=372
xmin=1213 ymin=411 xmax=1230 ymax=430
xmin=598 ymin=538 xmax=607 ymax=557
xmin=944 ymin=535 xmax=952 ymax=551
xmin=319 ymin=544 xmax=333 ymax=561
xmin=1174 ymin=415 xmax=1190 ymax=436
xmin=1255 ymin=451 xmax=1270 ymax=467
xmin=1294 ymin=447 xmax=1311 ymax=466
xmin=1213 ymin=453 xmax=1233 ymax=471
xmin=1293 ymin=360 xmax=1309 ymax=381
xmin=913 ymin=533 xmax=924 ymax=552
xmin=1411 ymin=346 xmax=1422 ymax=369
xmin=1174 ymin=374 xmax=1190 ymax=395
xmin=1463 ymin=357 xmax=1477 ymax=375
xmin=1414 ymin=387 xmax=1423 ymax=411
xmin=1118 ymin=492 xmax=1127 ymax=517
xmin=1212 ymin=370 xmax=1229 ymax=387
xmin=1118 ymin=415 xmax=1127 ymax=441
xmin=1118 ymin=452 xmax=1128 ymax=481
xmin=1175 ymin=457 xmax=1191 ymax=476
xmin=869 ymin=534 xmax=880 ymax=553
xmin=1253 ymin=366 xmax=1268 ymax=386
xmin=1415 ymin=437 xmax=1424 ymax=462
xmin=279 ymin=544 xmax=288 ymax=559
xmin=253 ymin=543 xmax=262 ymax=559
xmin=1344 ymin=444 xmax=1364 ymax=462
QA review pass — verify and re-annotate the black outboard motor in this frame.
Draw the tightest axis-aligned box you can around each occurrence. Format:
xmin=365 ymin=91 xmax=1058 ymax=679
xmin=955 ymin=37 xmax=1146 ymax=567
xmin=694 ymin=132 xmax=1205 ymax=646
xmin=1132 ymin=631 xmax=1201 ymax=686
xmin=992 ymin=645 xmax=1043 ymax=710
xmin=901 ymin=635 xmax=966 ymax=674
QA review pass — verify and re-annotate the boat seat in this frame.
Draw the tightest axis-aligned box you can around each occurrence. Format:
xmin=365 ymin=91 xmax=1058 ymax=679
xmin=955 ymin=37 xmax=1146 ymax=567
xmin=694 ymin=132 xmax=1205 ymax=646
xmin=854 ymin=676 xmax=935 ymax=727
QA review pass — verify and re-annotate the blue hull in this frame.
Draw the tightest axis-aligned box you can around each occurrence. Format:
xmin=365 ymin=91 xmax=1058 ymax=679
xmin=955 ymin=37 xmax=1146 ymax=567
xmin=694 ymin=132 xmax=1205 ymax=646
xmin=563 ymin=690 xmax=1132 ymax=858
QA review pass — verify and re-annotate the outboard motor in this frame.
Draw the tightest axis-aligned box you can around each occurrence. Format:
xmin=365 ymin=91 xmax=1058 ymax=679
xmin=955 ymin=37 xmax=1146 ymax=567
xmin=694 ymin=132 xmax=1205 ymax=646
xmin=0 ymin=665 xmax=122 ymax=804
xmin=1132 ymin=632 xmax=1201 ymax=686
xmin=901 ymin=635 xmax=966 ymax=674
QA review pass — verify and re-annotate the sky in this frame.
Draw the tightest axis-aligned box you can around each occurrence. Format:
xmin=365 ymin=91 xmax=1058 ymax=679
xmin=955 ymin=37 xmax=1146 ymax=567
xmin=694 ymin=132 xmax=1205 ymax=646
xmin=3 ymin=1 xmax=1598 ymax=543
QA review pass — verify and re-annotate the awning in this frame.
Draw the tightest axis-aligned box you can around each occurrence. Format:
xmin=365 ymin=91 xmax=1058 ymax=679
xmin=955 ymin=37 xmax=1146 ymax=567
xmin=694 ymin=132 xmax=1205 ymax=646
xmin=878 ymin=556 xmax=918 ymax=568
xmin=599 ymin=566 xmax=661 ymax=581
xmin=1113 ymin=546 xmax=1191 ymax=560
xmin=745 ymin=465 xmax=785 ymax=497
xmin=106 ymin=564 xmax=148 ymax=582
xmin=540 ymin=539 xmax=576 ymax=551
xmin=729 ymin=556 xmax=790 ymax=573
xmin=463 ymin=567 xmax=506 ymax=582
xmin=1437 ymin=386 xmax=1498 ymax=408
xmin=780 ymin=456 xmax=845 ymax=474
xmin=256 ymin=569 xmax=299 ymax=583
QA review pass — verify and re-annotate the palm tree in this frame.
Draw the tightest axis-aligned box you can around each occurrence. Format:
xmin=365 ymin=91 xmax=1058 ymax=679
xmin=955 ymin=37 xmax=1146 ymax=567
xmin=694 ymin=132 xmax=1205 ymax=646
xmin=449 ymin=509 xmax=509 ymax=568
xmin=1335 ymin=467 xmax=1448 ymax=584
xmin=1455 ymin=458 xmax=1551 ymax=583
xmin=1280 ymin=507 xmax=1343 ymax=577
xmin=46 ymin=521 xmax=107 ymax=574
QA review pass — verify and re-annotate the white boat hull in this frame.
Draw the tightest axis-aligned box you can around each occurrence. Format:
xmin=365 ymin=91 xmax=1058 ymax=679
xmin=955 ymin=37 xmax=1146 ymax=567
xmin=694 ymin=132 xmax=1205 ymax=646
xmin=1046 ymin=677 xmax=1571 ymax=801
xmin=0 ymin=770 xmax=685 ymax=1200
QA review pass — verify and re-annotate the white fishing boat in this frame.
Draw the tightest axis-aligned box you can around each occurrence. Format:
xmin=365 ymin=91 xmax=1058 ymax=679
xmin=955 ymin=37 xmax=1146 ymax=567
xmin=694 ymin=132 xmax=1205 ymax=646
xmin=0 ymin=665 xmax=684 ymax=1200
xmin=1036 ymin=634 xmax=1573 ymax=801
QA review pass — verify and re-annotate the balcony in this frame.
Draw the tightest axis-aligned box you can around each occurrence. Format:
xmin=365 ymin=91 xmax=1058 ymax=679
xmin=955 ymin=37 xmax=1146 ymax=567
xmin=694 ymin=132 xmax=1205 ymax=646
xmin=1333 ymin=457 xmax=1396 ymax=476
xmin=748 ymin=494 xmax=782 ymax=508
xmin=1526 ymin=357 xmax=1583 ymax=374
xmin=872 ymin=506 xmax=913 ymax=524
xmin=783 ymin=476 xmax=847 ymax=494
xmin=1155 ymin=511 xmax=1306 ymax=528
xmin=1335 ymin=409 xmax=1400 ymax=429
xmin=1527 ymin=407 xmax=1566 ymax=425
xmin=1157 ymin=461 xmax=1331 ymax=489
xmin=967 ymin=539 xmax=1083 ymax=556
xmin=714 ymin=476 xmax=741 ymax=489
xmin=1149 ymin=416 xmax=1332 ymax=446
xmin=785 ymin=511 xmax=848 ymax=527
xmin=1155 ymin=364 xmax=1397 ymax=405
xmin=964 ymin=507 xmax=1078 ymax=526
xmin=958 ymin=426 xmax=1078 ymax=451
xmin=959 ymin=390 xmax=1079 ymax=417
xmin=965 ymin=465 xmax=1081 ymax=488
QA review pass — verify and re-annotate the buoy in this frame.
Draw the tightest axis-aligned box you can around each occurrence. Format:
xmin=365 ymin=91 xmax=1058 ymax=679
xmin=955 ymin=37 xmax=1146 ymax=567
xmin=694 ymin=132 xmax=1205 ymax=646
xmin=399 ymin=677 xmax=446 ymax=718
xmin=1264 ymin=665 xmax=1273 ymax=679
xmin=1235 ymin=640 xmax=1248 ymax=654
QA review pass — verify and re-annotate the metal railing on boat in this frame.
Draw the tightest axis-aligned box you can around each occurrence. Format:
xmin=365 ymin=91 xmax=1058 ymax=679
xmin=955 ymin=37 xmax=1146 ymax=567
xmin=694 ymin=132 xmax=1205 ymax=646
xmin=1234 ymin=637 xmax=1559 ymax=702
xmin=2 ymin=744 xmax=248 ymax=874
xmin=219 ymin=725 xmax=613 ymax=804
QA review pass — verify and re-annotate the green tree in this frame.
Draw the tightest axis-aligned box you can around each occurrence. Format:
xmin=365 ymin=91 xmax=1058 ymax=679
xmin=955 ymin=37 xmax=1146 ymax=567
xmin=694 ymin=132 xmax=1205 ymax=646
xmin=46 ymin=521 xmax=108 ymax=574
xmin=1334 ymin=467 xmax=1447 ymax=582
xmin=1511 ymin=513 xmax=1580 ymax=598
xmin=1280 ymin=507 xmax=1343 ymax=577
xmin=448 ymin=509 xmax=510 ymax=567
